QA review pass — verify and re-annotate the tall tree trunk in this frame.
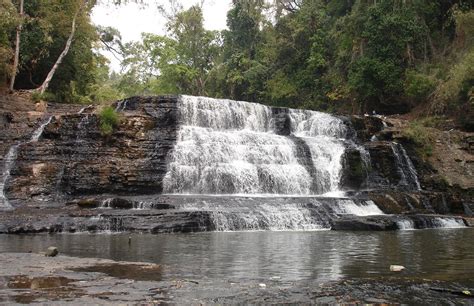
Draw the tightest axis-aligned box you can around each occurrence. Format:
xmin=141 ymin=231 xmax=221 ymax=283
xmin=36 ymin=0 xmax=86 ymax=94
xmin=9 ymin=0 xmax=24 ymax=93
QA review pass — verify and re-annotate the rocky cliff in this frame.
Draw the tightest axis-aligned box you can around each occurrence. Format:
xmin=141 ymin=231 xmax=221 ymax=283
xmin=0 ymin=95 xmax=472 ymax=233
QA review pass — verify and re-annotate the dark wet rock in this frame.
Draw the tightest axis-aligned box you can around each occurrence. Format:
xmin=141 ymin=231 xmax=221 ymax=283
xmin=332 ymin=214 xmax=467 ymax=231
xmin=350 ymin=115 xmax=385 ymax=142
xmin=6 ymin=96 xmax=179 ymax=202
xmin=1 ymin=95 xmax=473 ymax=234
xmin=463 ymin=202 xmax=474 ymax=216
xmin=368 ymin=191 xmax=431 ymax=214
xmin=103 ymin=198 xmax=135 ymax=209
xmin=465 ymin=217 xmax=474 ymax=226
xmin=45 ymin=247 xmax=58 ymax=257
xmin=364 ymin=141 xmax=403 ymax=189
xmin=72 ymin=263 xmax=162 ymax=281
xmin=0 ymin=253 xmax=169 ymax=304
xmin=272 ymin=107 xmax=292 ymax=136
xmin=340 ymin=148 xmax=367 ymax=190
xmin=0 ymin=112 xmax=13 ymax=127
xmin=332 ymin=215 xmax=398 ymax=231
xmin=75 ymin=198 xmax=100 ymax=209
xmin=366 ymin=190 xmax=472 ymax=216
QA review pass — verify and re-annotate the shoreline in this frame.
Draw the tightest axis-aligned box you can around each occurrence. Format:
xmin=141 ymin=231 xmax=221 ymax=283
xmin=0 ymin=252 xmax=472 ymax=304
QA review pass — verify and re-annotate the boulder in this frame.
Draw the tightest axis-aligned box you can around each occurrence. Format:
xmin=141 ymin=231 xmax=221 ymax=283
xmin=45 ymin=247 xmax=58 ymax=257
xmin=332 ymin=215 xmax=398 ymax=231
xmin=107 ymin=198 xmax=135 ymax=209
xmin=76 ymin=198 xmax=100 ymax=209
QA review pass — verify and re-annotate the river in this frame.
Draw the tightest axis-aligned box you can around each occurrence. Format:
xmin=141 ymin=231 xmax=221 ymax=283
xmin=1 ymin=228 xmax=473 ymax=287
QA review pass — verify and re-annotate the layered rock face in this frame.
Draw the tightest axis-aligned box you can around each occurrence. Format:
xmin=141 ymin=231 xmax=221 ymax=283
xmin=6 ymin=96 xmax=179 ymax=203
xmin=0 ymin=95 xmax=472 ymax=233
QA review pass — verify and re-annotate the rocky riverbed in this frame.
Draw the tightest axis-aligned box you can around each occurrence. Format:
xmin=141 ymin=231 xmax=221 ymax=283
xmin=0 ymin=252 xmax=472 ymax=304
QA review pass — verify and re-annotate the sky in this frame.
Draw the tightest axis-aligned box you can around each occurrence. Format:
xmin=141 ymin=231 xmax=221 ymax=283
xmin=91 ymin=0 xmax=232 ymax=71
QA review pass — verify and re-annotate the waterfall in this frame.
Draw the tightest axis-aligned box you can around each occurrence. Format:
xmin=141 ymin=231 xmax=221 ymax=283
xmin=163 ymin=96 xmax=348 ymax=196
xmin=396 ymin=219 xmax=415 ymax=230
xmin=391 ymin=142 xmax=421 ymax=190
xmin=432 ymin=217 xmax=466 ymax=228
xmin=0 ymin=116 xmax=52 ymax=209
xmin=0 ymin=145 xmax=19 ymax=209
xmin=179 ymin=197 xmax=384 ymax=231
xmin=78 ymin=105 xmax=92 ymax=114
xmin=30 ymin=116 xmax=53 ymax=142
xmin=115 ymin=99 xmax=129 ymax=112
xmin=396 ymin=216 xmax=466 ymax=230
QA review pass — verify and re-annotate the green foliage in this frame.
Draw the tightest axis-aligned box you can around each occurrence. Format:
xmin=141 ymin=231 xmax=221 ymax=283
xmin=106 ymin=0 xmax=473 ymax=116
xmin=99 ymin=106 xmax=119 ymax=136
xmin=0 ymin=0 xmax=17 ymax=83
xmin=4 ymin=0 xmax=109 ymax=103
xmin=404 ymin=70 xmax=436 ymax=102
xmin=430 ymin=49 xmax=474 ymax=113
xmin=118 ymin=6 xmax=220 ymax=97
xmin=402 ymin=119 xmax=438 ymax=158
xmin=30 ymin=91 xmax=53 ymax=102
xmin=348 ymin=57 xmax=403 ymax=103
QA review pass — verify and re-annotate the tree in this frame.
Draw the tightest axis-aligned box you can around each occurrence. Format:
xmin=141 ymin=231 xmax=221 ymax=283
xmin=8 ymin=0 xmax=108 ymax=103
xmin=118 ymin=5 xmax=221 ymax=96
xmin=214 ymin=0 xmax=269 ymax=102
xmin=9 ymin=0 xmax=22 ymax=92
xmin=36 ymin=0 xmax=89 ymax=94
xmin=0 ymin=0 xmax=18 ymax=87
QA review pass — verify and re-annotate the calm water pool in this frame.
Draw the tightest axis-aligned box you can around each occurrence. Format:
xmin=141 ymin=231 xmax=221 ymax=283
xmin=1 ymin=228 xmax=473 ymax=286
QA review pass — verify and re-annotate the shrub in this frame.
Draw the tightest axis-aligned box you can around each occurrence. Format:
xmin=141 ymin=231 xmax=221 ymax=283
xmin=430 ymin=49 xmax=474 ymax=114
xmin=404 ymin=70 xmax=436 ymax=102
xmin=99 ymin=106 xmax=119 ymax=136
xmin=402 ymin=119 xmax=436 ymax=158
xmin=31 ymin=91 xmax=54 ymax=103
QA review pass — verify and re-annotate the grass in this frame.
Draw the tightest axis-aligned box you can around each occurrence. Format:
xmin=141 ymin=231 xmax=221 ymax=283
xmin=99 ymin=106 xmax=119 ymax=136
xmin=402 ymin=118 xmax=439 ymax=159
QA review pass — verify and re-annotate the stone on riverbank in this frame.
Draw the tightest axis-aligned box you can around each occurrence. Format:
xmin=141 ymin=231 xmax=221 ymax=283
xmin=45 ymin=246 xmax=58 ymax=257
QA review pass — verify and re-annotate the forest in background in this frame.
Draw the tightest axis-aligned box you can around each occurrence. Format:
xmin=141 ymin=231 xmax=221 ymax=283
xmin=0 ymin=0 xmax=473 ymax=130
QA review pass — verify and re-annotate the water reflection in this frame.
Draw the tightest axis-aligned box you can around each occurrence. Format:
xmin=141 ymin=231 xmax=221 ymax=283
xmin=0 ymin=229 xmax=473 ymax=285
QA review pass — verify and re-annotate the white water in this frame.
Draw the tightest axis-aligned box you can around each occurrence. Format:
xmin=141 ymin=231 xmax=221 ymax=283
xmin=30 ymin=116 xmax=52 ymax=142
xmin=179 ymin=198 xmax=384 ymax=231
xmin=397 ymin=217 xmax=466 ymax=230
xmin=433 ymin=217 xmax=466 ymax=228
xmin=398 ymin=145 xmax=422 ymax=190
xmin=164 ymin=96 xmax=348 ymax=195
xmin=0 ymin=145 xmax=19 ymax=209
xmin=115 ymin=99 xmax=128 ymax=112
xmin=391 ymin=142 xmax=422 ymax=190
xmin=334 ymin=200 xmax=384 ymax=216
xmin=288 ymin=109 xmax=348 ymax=138
xmin=78 ymin=105 xmax=92 ymax=114
xmin=0 ymin=116 xmax=52 ymax=209
xmin=396 ymin=219 xmax=415 ymax=230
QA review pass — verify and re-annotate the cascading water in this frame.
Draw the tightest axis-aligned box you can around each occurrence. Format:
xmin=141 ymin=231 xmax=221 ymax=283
xmin=160 ymin=96 xmax=389 ymax=230
xmin=396 ymin=216 xmax=466 ymax=230
xmin=29 ymin=116 xmax=53 ymax=142
xmin=0 ymin=116 xmax=52 ymax=209
xmin=163 ymin=96 xmax=348 ymax=196
xmin=178 ymin=197 xmax=384 ymax=231
xmin=391 ymin=142 xmax=422 ymax=190
xmin=0 ymin=145 xmax=19 ymax=209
